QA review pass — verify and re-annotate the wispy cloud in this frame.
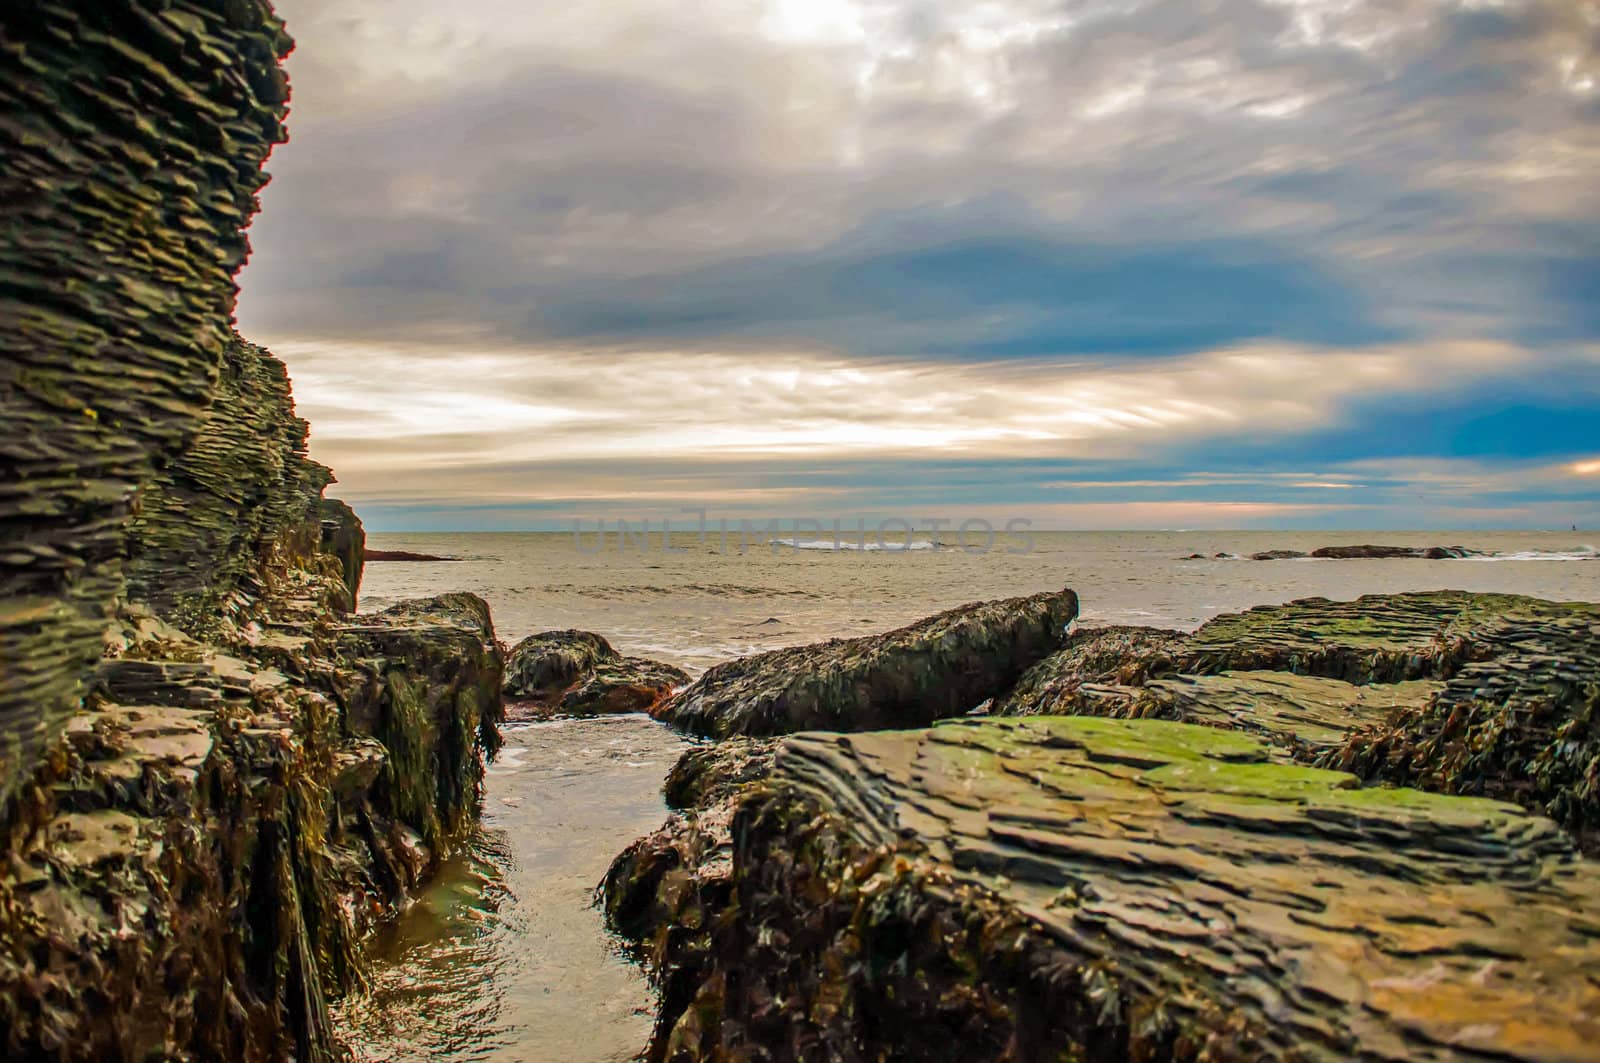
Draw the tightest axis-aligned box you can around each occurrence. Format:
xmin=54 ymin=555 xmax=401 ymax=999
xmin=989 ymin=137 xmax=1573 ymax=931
xmin=239 ymin=0 xmax=1600 ymax=528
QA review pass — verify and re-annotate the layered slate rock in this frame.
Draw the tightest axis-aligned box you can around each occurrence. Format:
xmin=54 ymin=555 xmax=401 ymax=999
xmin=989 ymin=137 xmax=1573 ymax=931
xmin=613 ymin=717 xmax=1600 ymax=1062
xmin=659 ymin=589 xmax=1080 ymax=737
xmin=1176 ymin=590 xmax=1507 ymax=682
xmin=993 ymin=591 xmax=1600 ymax=852
xmin=1 ymin=578 xmax=504 ymax=1061
xmin=1329 ymin=604 xmax=1600 ymax=851
xmin=0 ymin=4 xmax=508 ymax=1058
xmin=0 ymin=1 xmax=292 ymax=811
xmin=126 ymin=337 xmax=341 ymax=632
xmin=503 ymin=629 xmax=689 ymax=716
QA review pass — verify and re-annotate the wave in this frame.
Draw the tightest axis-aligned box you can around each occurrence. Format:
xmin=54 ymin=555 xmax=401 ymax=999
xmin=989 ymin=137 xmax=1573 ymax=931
xmin=1461 ymin=546 xmax=1598 ymax=562
xmin=768 ymin=537 xmax=938 ymax=552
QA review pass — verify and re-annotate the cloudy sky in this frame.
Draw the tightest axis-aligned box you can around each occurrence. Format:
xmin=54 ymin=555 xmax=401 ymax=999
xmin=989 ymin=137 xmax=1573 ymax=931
xmin=237 ymin=0 xmax=1600 ymax=530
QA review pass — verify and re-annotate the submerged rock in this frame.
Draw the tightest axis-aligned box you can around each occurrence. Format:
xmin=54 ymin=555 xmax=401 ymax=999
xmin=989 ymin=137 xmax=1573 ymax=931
xmin=617 ymin=717 xmax=1600 ymax=1062
xmin=658 ymin=589 xmax=1080 ymax=737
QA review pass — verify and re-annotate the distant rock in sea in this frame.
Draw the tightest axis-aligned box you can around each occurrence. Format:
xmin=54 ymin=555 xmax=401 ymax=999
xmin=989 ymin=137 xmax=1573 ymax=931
xmin=365 ymin=548 xmax=460 ymax=561
xmin=1220 ymin=544 xmax=1483 ymax=560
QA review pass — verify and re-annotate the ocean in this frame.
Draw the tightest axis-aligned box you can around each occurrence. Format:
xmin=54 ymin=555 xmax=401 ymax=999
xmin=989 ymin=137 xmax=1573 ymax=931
xmin=336 ymin=530 xmax=1599 ymax=1061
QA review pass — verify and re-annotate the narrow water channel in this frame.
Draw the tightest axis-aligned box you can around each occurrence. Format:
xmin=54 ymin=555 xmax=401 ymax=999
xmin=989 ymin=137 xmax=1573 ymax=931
xmin=334 ymin=714 xmax=690 ymax=1061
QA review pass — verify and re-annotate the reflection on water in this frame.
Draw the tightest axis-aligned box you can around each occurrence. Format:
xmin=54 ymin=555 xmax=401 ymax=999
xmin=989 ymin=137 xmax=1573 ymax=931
xmin=335 ymin=715 xmax=689 ymax=1062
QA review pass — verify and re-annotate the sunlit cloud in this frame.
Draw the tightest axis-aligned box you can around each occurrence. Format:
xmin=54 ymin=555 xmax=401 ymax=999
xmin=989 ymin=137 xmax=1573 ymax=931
xmin=236 ymin=0 xmax=1600 ymax=529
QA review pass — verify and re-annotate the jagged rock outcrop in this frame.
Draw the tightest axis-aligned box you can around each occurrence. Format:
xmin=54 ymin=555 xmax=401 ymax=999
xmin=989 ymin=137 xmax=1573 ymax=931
xmin=658 ymin=590 xmax=1080 ymax=737
xmin=0 ymin=1 xmax=293 ymax=813
xmin=610 ymin=717 xmax=1600 ymax=1062
xmin=1 ymin=577 xmax=505 ymax=1061
xmin=503 ymin=629 xmax=688 ymax=717
xmin=0 ymin=5 xmax=506 ymax=1059
xmin=993 ymin=591 xmax=1600 ymax=850
xmin=318 ymin=498 xmax=364 ymax=610
xmin=607 ymin=591 xmax=1600 ymax=1060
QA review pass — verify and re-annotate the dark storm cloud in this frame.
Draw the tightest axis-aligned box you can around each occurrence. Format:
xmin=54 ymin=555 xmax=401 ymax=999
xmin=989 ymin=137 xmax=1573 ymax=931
xmin=242 ymin=0 xmax=1598 ymax=355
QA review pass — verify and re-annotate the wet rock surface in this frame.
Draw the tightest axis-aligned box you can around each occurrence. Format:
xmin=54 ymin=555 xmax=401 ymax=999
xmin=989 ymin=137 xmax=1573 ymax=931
xmin=658 ymin=589 xmax=1080 ymax=737
xmin=637 ymin=719 xmax=1600 ymax=1062
xmin=561 ymin=656 xmax=692 ymax=716
xmin=503 ymin=629 xmax=688 ymax=717
xmin=608 ymin=589 xmax=1600 ymax=1061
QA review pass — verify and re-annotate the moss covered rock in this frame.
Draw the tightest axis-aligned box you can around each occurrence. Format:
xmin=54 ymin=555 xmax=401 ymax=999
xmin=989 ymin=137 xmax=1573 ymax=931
xmin=612 ymin=717 xmax=1600 ymax=1062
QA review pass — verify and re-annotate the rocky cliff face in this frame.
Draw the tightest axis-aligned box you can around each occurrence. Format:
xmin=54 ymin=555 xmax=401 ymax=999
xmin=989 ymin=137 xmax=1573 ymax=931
xmin=0 ymin=5 xmax=505 ymax=1059
xmin=0 ymin=1 xmax=293 ymax=813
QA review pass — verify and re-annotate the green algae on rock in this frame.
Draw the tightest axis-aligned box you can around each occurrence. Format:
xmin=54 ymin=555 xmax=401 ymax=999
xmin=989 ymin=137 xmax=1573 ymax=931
xmin=659 ymin=589 xmax=1080 ymax=737
xmin=990 ymin=591 xmax=1600 ymax=852
xmin=609 ymin=717 xmax=1600 ymax=1062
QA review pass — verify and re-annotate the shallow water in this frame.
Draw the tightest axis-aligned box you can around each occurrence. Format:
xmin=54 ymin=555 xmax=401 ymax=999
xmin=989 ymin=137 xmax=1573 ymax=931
xmin=333 ymin=716 xmax=688 ymax=1062
xmin=340 ymin=530 xmax=1600 ymax=1061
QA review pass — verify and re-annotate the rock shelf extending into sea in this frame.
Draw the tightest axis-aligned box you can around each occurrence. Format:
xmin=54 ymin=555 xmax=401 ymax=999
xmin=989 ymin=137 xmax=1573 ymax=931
xmin=605 ymin=588 xmax=1600 ymax=1061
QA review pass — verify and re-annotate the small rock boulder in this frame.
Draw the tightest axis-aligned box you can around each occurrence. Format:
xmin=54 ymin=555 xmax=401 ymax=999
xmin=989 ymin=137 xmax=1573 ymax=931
xmin=503 ymin=630 xmax=616 ymax=700
xmin=503 ymin=629 xmax=687 ymax=716
xmin=558 ymin=656 xmax=691 ymax=715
